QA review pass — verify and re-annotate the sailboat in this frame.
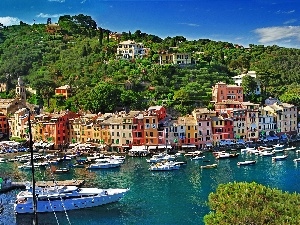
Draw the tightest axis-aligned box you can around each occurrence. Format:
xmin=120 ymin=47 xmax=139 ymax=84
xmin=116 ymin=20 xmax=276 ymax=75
xmin=14 ymin=109 xmax=129 ymax=214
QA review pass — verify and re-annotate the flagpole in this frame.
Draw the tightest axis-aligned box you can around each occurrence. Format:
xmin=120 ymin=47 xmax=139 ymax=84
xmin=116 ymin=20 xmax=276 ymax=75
xmin=27 ymin=108 xmax=38 ymax=225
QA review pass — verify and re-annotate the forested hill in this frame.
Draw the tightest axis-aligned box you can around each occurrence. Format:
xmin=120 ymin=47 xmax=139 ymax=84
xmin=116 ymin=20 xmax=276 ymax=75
xmin=0 ymin=14 xmax=300 ymax=115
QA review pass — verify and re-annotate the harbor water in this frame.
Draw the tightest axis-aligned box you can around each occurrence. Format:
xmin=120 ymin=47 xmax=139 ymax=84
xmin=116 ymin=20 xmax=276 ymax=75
xmin=1 ymin=146 xmax=300 ymax=225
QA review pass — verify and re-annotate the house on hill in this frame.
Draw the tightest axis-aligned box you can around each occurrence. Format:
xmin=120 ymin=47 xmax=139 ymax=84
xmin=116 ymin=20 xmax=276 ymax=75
xmin=116 ymin=40 xmax=149 ymax=59
xmin=55 ymin=85 xmax=72 ymax=99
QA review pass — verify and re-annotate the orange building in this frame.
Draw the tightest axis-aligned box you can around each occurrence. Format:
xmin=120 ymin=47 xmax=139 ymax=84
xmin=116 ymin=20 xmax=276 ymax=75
xmin=212 ymin=82 xmax=243 ymax=103
xmin=143 ymin=112 xmax=159 ymax=147
xmin=43 ymin=111 xmax=78 ymax=148
xmin=55 ymin=85 xmax=72 ymax=99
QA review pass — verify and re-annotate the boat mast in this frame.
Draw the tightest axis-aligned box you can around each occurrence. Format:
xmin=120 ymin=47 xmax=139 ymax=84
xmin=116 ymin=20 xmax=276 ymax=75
xmin=27 ymin=108 xmax=38 ymax=225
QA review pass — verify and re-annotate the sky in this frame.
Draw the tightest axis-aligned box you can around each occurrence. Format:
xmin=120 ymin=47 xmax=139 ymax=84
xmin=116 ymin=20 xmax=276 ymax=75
xmin=1 ymin=0 xmax=300 ymax=48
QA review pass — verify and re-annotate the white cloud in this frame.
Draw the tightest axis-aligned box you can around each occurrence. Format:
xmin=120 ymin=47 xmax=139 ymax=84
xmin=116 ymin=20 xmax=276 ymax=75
xmin=0 ymin=16 xmax=20 ymax=26
xmin=254 ymin=26 xmax=300 ymax=44
xmin=36 ymin=13 xmax=64 ymax=18
xmin=283 ymin=19 xmax=297 ymax=25
xmin=276 ymin=9 xmax=295 ymax=14
xmin=48 ymin=0 xmax=65 ymax=2
xmin=81 ymin=0 xmax=87 ymax=3
xmin=178 ymin=22 xmax=200 ymax=27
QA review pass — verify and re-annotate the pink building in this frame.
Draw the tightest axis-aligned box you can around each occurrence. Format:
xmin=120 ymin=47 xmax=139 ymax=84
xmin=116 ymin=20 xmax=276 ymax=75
xmin=192 ymin=108 xmax=216 ymax=149
xmin=212 ymin=82 xmax=243 ymax=103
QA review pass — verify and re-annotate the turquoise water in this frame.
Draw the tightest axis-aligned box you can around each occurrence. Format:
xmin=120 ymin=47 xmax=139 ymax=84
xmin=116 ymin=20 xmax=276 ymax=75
xmin=2 ymin=146 xmax=300 ymax=225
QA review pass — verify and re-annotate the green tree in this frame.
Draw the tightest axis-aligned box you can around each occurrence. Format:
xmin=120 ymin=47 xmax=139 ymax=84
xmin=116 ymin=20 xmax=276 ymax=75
xmin=241 ymin=75 xmax=257 ymax=96
xmin=204 ymin=182 xmax=300 ymax=225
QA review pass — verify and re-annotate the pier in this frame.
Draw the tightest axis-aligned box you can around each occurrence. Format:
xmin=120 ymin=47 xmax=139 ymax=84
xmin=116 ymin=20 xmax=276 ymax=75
xmin=0 ymin=179 xmax=85 ymax=193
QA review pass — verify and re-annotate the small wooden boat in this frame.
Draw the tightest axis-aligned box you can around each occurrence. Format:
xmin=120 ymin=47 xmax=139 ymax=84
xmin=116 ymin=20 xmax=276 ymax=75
xmin=200 ymin=164 xmax=217 ymax=169
xmin=237 ymin=160 xmax=256 ymax=166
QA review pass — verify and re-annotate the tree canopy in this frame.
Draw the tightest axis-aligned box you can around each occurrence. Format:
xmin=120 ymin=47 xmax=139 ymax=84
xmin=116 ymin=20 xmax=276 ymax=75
xmin=1 ymin=15 xmax=300 ymax=115
xmin=204 ymin=182 xmax=300 ymax=225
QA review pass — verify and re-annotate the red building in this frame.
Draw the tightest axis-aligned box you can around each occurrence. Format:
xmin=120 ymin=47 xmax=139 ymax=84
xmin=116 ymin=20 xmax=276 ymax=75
xmin=132 ymin=114 xmax=145 ymax=146
xmin=147 ymin=106 xmax=166 ymax=122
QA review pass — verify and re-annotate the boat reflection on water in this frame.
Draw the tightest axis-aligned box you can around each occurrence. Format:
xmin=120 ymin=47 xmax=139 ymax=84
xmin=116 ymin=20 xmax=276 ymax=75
xmin=15 ymin=203 xmax=128 ymax=225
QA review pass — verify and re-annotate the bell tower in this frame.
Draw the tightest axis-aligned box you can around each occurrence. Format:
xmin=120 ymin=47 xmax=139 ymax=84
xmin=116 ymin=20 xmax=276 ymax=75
xmin=16 ymin=77 xmax=26 ymax=103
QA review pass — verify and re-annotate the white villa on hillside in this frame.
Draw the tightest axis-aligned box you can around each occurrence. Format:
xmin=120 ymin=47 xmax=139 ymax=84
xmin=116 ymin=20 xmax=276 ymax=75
xmin=232 ymin=71 xmax=261 ymax=95
xmin=117 ymin=40 xmax=149 ymax=59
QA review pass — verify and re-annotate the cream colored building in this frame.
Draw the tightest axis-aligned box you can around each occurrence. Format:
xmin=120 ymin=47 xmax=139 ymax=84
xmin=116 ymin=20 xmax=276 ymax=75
xmin=159 ymin=52 xmax=192 ymax=65
xmin=264 ymin=102 xmax=297 ymax=134
xmin=242 ymin=102 xmax=260 ymax=141
xmin=117 ymin=40 xmax=148 ymax=59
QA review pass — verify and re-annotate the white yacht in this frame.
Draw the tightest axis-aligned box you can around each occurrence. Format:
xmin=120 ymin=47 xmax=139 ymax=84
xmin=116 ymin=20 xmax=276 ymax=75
xmin=14 ymin=183 xmax=128 ymax=214
xmin=87 ymin=159 xmax=122 ymax=169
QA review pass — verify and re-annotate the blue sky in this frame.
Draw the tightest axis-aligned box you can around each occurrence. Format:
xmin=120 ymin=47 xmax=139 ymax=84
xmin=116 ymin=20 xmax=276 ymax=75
xmin=1 ymin=0 xmax=300 ymax=48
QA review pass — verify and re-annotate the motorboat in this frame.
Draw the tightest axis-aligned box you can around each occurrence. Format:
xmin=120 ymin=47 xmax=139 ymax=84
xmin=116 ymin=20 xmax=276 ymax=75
xmin=184 ymin=151 xmax=202 ymax=157
xmin=293 ymin=158 xmax=300 ymax=162
xmin=259 ymin=151 xmax=274 ymax=156
xmin=191 ymin=155 xmax=205 ymax=160
xmin=273 ymin=143 xmax=285 ymax=150
xmin=257 ymin=146 xmax=273 ymax=151
xmin=200 ymin=164 xmax=217 ymax=169
xmin=215 ymin=152 xmax=239 ymax=159
xmin=272 ymin=155 xmax=288 ymax=161
xmin=284 ymin=146 xmax=296 ymax=151
xmin=53 ymin=167 xmax=70 ymax=174
xmin=237 ymin=160 xmax=256 ymax=166
xmin=149 ymin=161 xmax=180 ymax=171
xmin=272 ymin=149 xmax=284 ymax=153
xmin=241 ymin=147 xmax=256 ymax=153
xmin=146 ymin=153 xmax=175 ymax=163
xmin=87 ymin=159 xmax=122 ymax=169
xmin=0 ymin=158 xmax=7 ymax=163
xmin=14 ymin=183 xmax=129 ymax=214
xmin=246 ymin=149 xmax=260 ymax=155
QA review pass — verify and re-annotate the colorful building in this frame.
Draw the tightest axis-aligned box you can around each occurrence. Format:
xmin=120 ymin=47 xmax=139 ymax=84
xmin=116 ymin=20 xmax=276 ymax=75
xmin=192 ymin=108 xmax=215 ymax=149
xmin=212 ymin=82 xmax=243 ymax=103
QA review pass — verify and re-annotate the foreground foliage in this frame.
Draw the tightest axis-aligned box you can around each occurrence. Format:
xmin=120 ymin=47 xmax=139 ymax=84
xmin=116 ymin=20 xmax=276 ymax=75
xmin=204 ymin=182 xmax=300 ymax=225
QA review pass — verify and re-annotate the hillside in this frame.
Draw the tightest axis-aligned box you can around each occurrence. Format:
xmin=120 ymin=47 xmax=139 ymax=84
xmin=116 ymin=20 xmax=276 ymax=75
xmin=1 ymin=14 xmax=300 ymax=115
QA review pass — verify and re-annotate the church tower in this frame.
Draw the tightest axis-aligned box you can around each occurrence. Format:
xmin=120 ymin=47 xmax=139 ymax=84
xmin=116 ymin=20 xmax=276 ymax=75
xmin=16 ymin=77 xmax=26 ymax=103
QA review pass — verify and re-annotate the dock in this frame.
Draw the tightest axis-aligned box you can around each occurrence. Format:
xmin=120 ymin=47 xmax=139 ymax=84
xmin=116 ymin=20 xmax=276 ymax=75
xmin=0 ymin=179 xmax=85 ymax=193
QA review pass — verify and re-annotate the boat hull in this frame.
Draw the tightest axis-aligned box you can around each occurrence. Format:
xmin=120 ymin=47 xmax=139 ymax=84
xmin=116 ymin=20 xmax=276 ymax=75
xmin=14 ymin=191 xmax=127 ymax=214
